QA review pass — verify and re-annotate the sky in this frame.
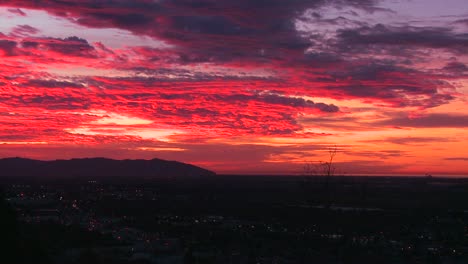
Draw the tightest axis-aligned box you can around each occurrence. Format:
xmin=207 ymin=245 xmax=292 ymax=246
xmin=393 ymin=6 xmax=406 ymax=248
xmin=0 ymin=0 xmax=467 ymax=175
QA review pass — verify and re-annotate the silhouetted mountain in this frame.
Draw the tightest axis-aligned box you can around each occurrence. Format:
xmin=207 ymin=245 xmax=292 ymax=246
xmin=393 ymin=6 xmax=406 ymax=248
xmin=0 ymin=157 xmax=215 ymax=179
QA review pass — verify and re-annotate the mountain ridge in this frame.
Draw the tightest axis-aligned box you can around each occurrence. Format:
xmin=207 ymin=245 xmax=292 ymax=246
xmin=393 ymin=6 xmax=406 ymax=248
xmin=0 ymin=157 xmax=216 ymax=179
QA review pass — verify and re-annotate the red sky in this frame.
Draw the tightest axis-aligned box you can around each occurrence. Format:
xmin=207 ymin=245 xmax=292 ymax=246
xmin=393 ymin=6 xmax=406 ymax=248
xmin=0 ymin=0 xmax=467 ymax=175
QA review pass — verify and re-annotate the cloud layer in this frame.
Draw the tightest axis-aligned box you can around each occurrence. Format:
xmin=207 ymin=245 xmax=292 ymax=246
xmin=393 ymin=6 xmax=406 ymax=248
xmin=0 ymin=0 xmax=467 ymax=175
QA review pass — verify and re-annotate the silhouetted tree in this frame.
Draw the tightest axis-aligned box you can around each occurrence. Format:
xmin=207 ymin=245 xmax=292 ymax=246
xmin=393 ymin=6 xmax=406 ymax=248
xmin=303 ymin=146 xmax=338 ymax=207
xmin=323 ymin=146 xmax=337 ymax=204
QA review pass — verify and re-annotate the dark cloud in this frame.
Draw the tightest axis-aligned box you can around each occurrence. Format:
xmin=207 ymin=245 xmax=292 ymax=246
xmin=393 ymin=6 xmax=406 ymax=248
xmin=375 ymin=113 xmax=468 ymax=128
xmin=454 ymin=18 xmax=468 ymax=26
xmin=330 ymin=63 xmax=405 ymax=81
xmin=46 ymin=36 xmax=95 ymax=56
xmin=443 ymin=61 xmax=468 ymax=73
xmin=168 ymin=15 xmax=254 ymax=36
xmin=25 ymin=79 xmax=85 ymax=89
xmin=21 ymin=36 xmax=95 ymax=57
xmin=300 ymin=116 xmax=359 ymax=123
xmin=21 ymin=40 xmax=39 ymax=49
xmin=320 ymin=62 xmax=456 ymax=109
xmin=444 ymin=157 xmax=468 ymax=161
xmin=0 ymin=0 xmax=377 ymax=64
xmin=0 ymin=128 xmax=63 ymax=141
xmin=10 ymin=25 xmax=40 ymax=37
xmin=0 ymin=93 xmax=91 ymax=111
xmin=256 ymin=92 xmax=339 ymax=112
xmin=0 ymin=40 xmax=18 ymax=56
xmin=300 ymin=52 xmax=343 ymax=66
xmin=337 ymin=24 xmax=468 ymax=53
xmin=364 ymin=136 xmax=454 ymax=145
xmin=7 ymin=8 xmax=26 ymax=16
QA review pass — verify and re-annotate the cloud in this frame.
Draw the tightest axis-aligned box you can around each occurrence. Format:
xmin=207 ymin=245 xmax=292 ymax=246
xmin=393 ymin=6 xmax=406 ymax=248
xmin=347 ymin=149 xmax=409 ymax=159
xmin=0 ymin=69 xmax=339 ymax=137
xmin=454 ymin=18 xmax=468 ymax=26
xmin=0 ymin=35 xmax=94 ymax=59
xmin=0 ymin=1 xmax=456 ymax=110
xmin=0 ymin=76 xmax=92 ymax=111
xmin=363 ymin=136 xmax=454 ymax=145
xmin=25 ymin=79 xmax=85 ymax=88
xmin=309 ymin=61 xmax=456 ymax=108
xmin=0 ymin=0 xmax=378 ymax=64
xmin=0 ymin=40 xmax=17 ymax=56
xmin=23 ymin=36 xmax=96 ymax=57
xmin=298 ymin=115 xmax=368 ymax=130
xmin=10 ymin=25 xmax=40 ymax=37
xmin=0 ymin=0 xmax=467 ymax=175
xmin=375 ymin=113 xmax=468 ymax=128
xmin=7 ymin=8 xmax=26 ymax=16
xmin=336 ymin=24 xmax=468 ymax=53
xmin=444 ymin=157 xmax=468 ymax=161
xmin=443 ymin=61 xmax=468 ymax=74
xmin=216 ymin=92 xmax=339 ymax=113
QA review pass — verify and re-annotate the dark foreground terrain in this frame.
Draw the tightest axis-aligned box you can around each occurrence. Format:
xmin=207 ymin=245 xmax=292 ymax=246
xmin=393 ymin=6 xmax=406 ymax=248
xmin=1 ymin=175 xmax=468 ymax=263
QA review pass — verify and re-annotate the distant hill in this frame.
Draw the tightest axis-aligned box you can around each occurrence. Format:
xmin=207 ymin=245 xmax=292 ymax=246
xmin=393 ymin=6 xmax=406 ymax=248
xmin=0 ymin=157 xmax=215 ymax=179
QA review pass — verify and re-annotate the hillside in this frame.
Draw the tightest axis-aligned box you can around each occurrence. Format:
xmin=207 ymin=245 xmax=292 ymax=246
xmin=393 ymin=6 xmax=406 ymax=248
xmin=0 ymin=157 xmax=215 ymax=179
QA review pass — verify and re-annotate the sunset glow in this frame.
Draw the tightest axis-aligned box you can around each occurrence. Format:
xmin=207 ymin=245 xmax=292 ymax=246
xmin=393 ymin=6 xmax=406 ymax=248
xmin=0 ymin=0 xmax=467 ymax=175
